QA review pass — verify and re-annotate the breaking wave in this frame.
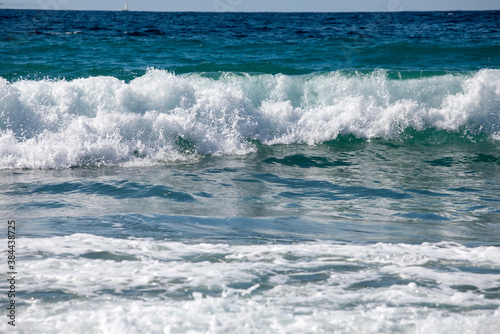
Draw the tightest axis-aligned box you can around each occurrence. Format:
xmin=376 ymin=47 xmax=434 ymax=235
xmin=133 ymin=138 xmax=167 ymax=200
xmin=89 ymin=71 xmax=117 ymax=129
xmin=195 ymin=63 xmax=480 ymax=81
xmin=1 ymin=69 xmax=499 ymax=168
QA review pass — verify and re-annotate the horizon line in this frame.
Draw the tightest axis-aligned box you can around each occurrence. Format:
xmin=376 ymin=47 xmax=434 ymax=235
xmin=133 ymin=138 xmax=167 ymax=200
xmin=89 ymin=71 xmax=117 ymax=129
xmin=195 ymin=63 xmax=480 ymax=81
xmin=1 ymin=7 xmax=500 ymax=13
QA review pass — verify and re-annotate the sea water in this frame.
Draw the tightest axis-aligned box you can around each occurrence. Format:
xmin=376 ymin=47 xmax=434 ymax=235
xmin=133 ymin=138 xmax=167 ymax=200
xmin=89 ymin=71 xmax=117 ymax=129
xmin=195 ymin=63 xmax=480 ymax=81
xmin=0 ymin=9 xmax=500 ymax=333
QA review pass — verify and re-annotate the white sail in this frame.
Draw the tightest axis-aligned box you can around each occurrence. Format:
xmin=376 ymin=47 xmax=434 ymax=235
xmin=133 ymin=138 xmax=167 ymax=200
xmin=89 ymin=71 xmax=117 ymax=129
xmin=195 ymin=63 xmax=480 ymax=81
xmin=123 ymin=0 xmax=129 ymax=11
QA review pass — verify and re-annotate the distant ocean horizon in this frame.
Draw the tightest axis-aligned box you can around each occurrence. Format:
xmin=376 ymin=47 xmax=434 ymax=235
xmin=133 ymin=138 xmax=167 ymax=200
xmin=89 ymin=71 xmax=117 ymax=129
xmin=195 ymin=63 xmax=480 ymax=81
xmin=1 ymin=9 xmax=499 ymax=333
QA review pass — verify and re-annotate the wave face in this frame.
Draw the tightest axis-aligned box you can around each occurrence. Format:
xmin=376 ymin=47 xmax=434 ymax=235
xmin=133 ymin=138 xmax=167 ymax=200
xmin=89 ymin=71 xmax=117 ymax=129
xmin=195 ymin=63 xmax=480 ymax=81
xmin=1 ymin=69 xmax=500 ymax=168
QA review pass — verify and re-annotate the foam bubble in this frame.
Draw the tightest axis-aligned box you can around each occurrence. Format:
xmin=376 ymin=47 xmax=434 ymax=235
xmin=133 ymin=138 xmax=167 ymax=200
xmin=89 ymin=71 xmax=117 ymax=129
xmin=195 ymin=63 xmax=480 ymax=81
xmin=1 ymin=69 xmax=499 ymax=168
xmin=6 ymin=234 xmax=500 ymax=333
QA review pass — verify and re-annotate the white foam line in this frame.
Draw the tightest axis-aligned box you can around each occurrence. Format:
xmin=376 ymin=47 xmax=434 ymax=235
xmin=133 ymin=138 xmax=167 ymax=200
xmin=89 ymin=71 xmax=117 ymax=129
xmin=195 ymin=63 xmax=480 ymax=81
xmin=1 ymin=69 xmax=500 ymax=168
xmin=2 ymin=234 xmax=498 ymax=333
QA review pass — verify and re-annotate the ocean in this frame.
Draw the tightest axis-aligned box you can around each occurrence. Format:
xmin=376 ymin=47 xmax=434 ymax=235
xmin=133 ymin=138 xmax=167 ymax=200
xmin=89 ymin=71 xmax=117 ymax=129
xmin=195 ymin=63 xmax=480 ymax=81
xmin=1 ymin=9 xmax=500 ymax=333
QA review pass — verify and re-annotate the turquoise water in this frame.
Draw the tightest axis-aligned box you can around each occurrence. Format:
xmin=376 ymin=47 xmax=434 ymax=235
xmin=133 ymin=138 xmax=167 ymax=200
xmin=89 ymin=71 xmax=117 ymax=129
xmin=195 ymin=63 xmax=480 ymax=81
xmin=2 ymin=10 xmax=499 ymax=80
xmin=1 ymin=9 xmax=500 ymax=333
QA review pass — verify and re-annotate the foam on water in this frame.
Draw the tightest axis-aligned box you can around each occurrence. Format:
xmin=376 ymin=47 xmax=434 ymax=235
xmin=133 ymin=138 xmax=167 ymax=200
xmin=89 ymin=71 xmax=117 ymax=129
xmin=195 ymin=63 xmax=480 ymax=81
xmin=1 ymin=69 xmax=499 ymax=169
xmin=4 ymin=234 xmax=499 ymax=333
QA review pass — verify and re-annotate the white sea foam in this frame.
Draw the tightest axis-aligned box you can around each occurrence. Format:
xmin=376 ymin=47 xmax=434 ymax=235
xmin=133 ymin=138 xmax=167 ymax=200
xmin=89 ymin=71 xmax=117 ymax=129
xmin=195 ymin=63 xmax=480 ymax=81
xmin=3 ymin=234 xmax=499 ymax=333
xmin=1 ymin=69 xmax=499 ymax=168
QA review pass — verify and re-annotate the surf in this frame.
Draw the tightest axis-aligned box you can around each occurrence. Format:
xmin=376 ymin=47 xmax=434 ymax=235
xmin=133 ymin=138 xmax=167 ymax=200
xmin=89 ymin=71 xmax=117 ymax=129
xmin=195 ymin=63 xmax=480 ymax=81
xmin=1 ymin=69 xmax=499 ymax=169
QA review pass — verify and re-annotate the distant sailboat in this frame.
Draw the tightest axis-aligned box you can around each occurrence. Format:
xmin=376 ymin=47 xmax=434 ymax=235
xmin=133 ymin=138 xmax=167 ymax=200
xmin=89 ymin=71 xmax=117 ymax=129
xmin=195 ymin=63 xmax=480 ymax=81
xmin=122 ymin=0 xmax=129 ymax=11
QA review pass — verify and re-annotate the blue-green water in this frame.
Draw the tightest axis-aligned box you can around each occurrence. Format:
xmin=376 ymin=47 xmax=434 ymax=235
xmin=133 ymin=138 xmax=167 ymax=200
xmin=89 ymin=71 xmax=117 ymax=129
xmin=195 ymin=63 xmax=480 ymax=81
xmin=1 ymin=9 xmax=500 ymax=333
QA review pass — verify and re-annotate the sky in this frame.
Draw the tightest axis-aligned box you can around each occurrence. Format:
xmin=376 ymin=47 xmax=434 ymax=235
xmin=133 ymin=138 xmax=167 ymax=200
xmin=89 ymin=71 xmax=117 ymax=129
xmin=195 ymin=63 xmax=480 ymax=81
xmin=1 ymin=0 xmax=500 ymax=12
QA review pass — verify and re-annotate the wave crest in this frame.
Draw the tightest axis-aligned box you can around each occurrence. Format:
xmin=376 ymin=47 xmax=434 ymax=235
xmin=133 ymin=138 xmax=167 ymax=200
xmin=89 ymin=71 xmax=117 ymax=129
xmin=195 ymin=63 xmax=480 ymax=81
xmin=1 ymin=69 xmax=499 ymax=168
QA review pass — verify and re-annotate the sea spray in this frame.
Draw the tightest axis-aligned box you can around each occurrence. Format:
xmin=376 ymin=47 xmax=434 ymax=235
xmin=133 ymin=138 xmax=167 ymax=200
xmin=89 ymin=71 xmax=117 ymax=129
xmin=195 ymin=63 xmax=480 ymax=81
xmin=2 ymin=69 xmax=499 ymax=168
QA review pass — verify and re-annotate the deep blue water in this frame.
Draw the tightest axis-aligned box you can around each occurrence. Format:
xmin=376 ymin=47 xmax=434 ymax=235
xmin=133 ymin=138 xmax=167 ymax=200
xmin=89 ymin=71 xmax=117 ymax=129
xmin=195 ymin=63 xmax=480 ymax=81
xmin=1 ymin=10 xmax=499 ymax=80
xmin=1 ymin=9 xmax=500 ymax=333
